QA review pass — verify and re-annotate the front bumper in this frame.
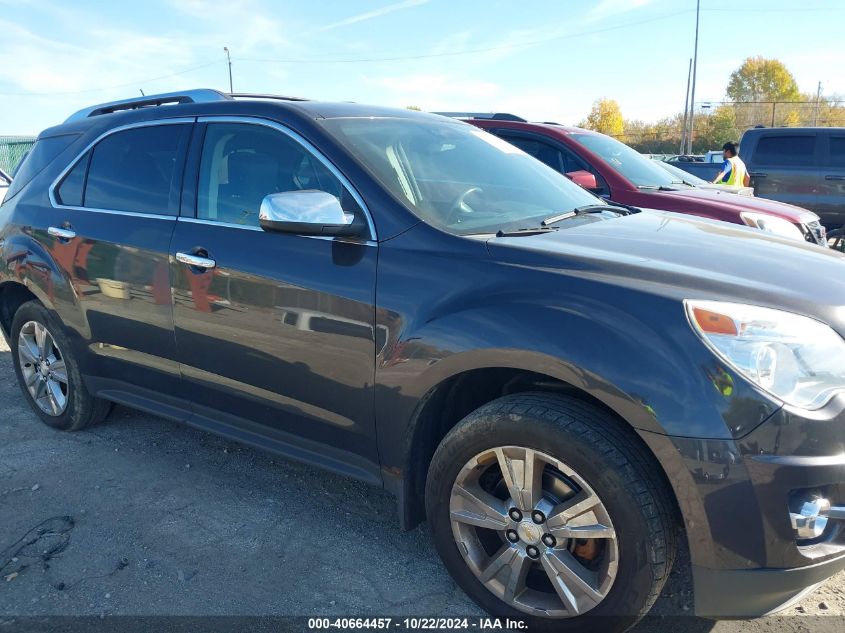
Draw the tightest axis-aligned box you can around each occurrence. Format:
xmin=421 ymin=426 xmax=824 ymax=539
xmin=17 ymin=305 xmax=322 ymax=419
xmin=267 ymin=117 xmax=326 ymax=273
xmin=693 ymin=554 xmax=845 ymax=617
xmin=643 ymin=395 xmax=845 ymax=617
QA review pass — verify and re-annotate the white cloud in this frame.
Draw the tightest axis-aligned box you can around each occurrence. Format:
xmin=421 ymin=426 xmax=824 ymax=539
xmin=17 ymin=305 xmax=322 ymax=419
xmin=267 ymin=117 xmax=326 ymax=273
xmin=312 ymin=0 xmax=431 ymax=34
xmin=358 ymin=73 xmax=588 ymax=124
xmin=362 ymin=73 xmax=500 ymax=106
xmin=587 ymin=0 xmax=655 ymax=21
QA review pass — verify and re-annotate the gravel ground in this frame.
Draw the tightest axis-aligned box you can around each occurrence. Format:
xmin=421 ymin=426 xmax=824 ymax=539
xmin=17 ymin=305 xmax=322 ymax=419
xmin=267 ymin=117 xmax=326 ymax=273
xmin=1 ymin=334 xmax=844 ymax=632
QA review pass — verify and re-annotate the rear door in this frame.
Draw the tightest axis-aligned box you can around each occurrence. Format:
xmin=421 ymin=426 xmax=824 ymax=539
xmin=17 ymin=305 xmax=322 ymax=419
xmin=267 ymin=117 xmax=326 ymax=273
xmin=170 ymin=117 xmax=380 ymax=479
xmin=817 ymin=131 xmax=845 ymax=229
xmin=492 ymin=130 xmax=611 ymax=197
xmin=747 ymin=132 xmax=821 ymax=214
xmin=46 ymin=120 xmax=192 ymax=402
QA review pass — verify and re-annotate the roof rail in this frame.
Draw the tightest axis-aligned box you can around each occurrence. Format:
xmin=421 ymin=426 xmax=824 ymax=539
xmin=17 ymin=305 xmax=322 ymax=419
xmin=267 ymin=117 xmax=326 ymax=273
xmin=64 ymin=89 xmax=231 ymax=123
xmin=433 ymin=111 xmax=527 ymax=122
xmin=228 ymin=92 xmax=310 ymax=102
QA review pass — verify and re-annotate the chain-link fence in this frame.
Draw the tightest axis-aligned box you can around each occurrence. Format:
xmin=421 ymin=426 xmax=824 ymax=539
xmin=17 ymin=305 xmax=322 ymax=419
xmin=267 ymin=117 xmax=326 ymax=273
xmin=0 ymin=136 xmax=37 ymax=174
xmin=616 ymin=99 xmax=845 ymax=154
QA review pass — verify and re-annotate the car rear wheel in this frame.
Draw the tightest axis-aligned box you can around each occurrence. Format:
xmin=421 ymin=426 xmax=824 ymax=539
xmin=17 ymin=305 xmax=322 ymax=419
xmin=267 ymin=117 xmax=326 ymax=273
xmin=10 ymin=300 xmax=111 ymax=431
xmin=425 ymin=393 xmax=676 ymax=632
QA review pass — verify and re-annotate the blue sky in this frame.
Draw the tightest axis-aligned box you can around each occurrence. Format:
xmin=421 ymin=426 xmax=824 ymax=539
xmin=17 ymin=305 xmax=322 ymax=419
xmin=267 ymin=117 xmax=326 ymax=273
xmin=1 ymin=0 xmax=843 ymax=134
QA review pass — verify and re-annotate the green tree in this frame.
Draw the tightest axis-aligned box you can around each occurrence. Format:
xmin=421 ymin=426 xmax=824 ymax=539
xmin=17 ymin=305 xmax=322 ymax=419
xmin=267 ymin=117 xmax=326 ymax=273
xmin=708 ymin=105 xmax=739 ymax=145
xmin=406 ymin=105 xmax=422 ymax=111
xmin=726 ymin=57 xmax=800 ymax=103
xmin=580 ymin=98 xmax=624 ymax=137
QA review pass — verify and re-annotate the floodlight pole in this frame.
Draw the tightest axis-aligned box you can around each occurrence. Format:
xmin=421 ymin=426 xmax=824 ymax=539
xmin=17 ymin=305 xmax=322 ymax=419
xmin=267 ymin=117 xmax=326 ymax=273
xmin=687 ymin=0 xmax=700 ymax=154
xmin=224 ymin=46 xmax=233 ymax=94
xmin=680 ymin=58 xmax=692 ymax=154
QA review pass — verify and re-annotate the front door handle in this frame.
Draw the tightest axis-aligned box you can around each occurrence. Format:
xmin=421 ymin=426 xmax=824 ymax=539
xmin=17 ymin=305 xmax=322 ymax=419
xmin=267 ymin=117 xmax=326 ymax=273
xmin=48 ymin=226 xmax=76 ymax=240
xmin=825 ymin=175 xmax=845 ymax=181
xmin=176 ymin=251 xmax=216 ymax=270
xmin=750 ymin=172 xmax=768 ymax=179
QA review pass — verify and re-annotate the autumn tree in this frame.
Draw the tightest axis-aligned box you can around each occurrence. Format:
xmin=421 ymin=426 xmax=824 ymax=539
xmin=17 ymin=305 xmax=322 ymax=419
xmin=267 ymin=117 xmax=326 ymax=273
xmin=580 ymin=98 xmax=624 ymax=137
xmin=726 ymin=56 xmax=800 ymax=103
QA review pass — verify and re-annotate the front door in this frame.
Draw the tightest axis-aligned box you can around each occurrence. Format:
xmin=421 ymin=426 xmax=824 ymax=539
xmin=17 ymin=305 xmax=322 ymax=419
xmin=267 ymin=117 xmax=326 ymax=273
xmin=170 ymin=118 xmax=379 ymax=478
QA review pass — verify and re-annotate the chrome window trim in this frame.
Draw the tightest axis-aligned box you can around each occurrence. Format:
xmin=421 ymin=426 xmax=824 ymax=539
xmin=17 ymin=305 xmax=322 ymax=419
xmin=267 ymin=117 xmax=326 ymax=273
xmin=195 ymin=115 xmax=377 ymax=241
xmin=177 ymin=216 xmax=376 ymax=246
xmin=48 ymin=117 xmax=196 ymax=217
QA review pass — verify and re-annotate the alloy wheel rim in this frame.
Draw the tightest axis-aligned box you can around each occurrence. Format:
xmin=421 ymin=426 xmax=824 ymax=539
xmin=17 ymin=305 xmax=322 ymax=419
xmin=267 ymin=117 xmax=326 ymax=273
xmin=17 ymin=321 xmax=69 ymax=417
xmin=450 ymin=446 xmax=618 ymax=618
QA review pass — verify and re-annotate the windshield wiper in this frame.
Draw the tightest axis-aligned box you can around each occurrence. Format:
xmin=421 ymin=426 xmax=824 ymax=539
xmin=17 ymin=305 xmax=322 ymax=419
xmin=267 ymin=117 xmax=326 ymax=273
xmin=495 ymin=227 xmax=558 ymax=237
xmin=639 ymin=184 xmax=686 ymax=191
xmin=541 ymin=204 xmax=632 ymax=227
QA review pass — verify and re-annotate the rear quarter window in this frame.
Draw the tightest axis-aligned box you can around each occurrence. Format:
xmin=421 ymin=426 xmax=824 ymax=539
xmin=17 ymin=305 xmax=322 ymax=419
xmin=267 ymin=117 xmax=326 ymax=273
xmin=752 ymin=135 xmax=816 ymax=167
xmin=827 ymin=136 xmax=845 ymax=168
xmin=4 ymin=134 xmax=80 ymax=201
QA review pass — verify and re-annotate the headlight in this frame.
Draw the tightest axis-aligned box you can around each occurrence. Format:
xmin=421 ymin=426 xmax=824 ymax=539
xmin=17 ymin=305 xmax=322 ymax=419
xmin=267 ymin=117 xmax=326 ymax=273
xmin=740 ymin=211 xmax=805 ymax=241
xmin=686 ymin=300 xmax=845 ymax=409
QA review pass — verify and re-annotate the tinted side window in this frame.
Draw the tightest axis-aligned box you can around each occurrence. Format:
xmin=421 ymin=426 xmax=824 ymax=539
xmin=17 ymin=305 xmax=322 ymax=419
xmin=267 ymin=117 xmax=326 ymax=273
xmin=753 ymin=135 xmax=816 ymax=167
xmin=503 ymin=136 xmax=567 ymax=172
xmin=55 ymin=151 xmax=90 ymax=206
xmin=828 ymin=136 xmax=845 ymax=168
xmin=5 ymin=134 xmax=79 ymax=200
xmin=85 ymin=125 xmax=187 ymax=215
xmin=498 ymin=133 xmax=610 ymax=196
xmin=197 ymin=123 xmax=347 ymax=226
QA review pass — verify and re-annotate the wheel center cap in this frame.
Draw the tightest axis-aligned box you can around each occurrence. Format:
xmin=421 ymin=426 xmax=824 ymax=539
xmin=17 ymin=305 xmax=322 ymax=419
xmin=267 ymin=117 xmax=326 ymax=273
xmin=39 ymin=361 xmax=49 ymax=376
xmin=516 ymin=521 xmax=541 ymax=545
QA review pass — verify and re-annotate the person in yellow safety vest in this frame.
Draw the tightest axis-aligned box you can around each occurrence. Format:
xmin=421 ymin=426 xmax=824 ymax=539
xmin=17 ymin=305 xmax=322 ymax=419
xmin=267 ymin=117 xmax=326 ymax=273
xmin=712 ymin=141 xmax=751 ymax=187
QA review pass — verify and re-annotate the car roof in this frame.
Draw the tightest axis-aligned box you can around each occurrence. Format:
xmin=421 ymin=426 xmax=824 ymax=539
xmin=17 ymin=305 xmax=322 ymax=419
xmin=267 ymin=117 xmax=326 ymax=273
xmin=39 ymin=89 xmax=450 ymax=138
xmin=461 ymin=117 xmax=597 ymax=137
xmin=742 ymin=126 xmax=842 ymax=135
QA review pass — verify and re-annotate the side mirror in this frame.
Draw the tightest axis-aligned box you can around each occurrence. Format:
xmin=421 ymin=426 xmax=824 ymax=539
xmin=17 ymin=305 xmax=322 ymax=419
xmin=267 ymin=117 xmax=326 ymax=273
xmin=565 ymin=170 xmax=599 ymax=190
xmin=259 ymin=190 xmax=362 ymax=237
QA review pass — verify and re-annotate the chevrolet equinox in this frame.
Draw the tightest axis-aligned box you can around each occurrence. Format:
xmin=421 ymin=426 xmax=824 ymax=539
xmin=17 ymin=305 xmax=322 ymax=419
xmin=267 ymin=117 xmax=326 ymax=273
xmin=2 ymin=90 xmax=845 ymax=632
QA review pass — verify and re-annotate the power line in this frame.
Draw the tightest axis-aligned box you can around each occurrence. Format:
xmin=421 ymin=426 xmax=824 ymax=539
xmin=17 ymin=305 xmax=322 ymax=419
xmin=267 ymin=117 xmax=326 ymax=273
xmin=0 ymin=9 xmax=695 ymax=97
xmin=237 ymin=9 xmax=698 ymax=65
xmin=0 ymin=61 xmax=220 ymax=97
xmin=3 ymin=4 xmax=842 ymax=98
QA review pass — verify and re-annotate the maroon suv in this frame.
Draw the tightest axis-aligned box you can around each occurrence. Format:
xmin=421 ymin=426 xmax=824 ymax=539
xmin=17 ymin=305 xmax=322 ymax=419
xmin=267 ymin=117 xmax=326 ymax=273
xmin=459 ymin=114 xmax=827 ymax=246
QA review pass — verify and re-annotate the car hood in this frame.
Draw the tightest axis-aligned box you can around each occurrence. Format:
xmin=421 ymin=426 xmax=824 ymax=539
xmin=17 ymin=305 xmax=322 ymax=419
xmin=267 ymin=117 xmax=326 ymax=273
xmin=656 ymin=186 xmax=817 ymax=223
xmin=486 ymin=210 xmax=845 ymax=326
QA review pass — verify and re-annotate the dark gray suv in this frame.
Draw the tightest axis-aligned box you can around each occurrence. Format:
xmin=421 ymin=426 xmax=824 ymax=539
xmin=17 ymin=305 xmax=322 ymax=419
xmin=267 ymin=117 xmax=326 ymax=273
xmin=3 ymin=90 xmax=845 ymax=631
xmin=741 ymin=126 xmax=845 ymax=229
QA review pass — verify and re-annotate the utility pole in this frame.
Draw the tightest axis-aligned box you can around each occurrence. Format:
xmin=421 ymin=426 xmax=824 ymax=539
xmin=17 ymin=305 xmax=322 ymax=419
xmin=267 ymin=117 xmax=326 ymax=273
xmin=223 ymin=46 xmax=233 ymax=94
xmin=814 ymin=81 xmax=822 ymax=126
xmin=680 ymin=58 xmax=692 ymax=154
xmin=686 ymin=0 xmax=700 ymax=154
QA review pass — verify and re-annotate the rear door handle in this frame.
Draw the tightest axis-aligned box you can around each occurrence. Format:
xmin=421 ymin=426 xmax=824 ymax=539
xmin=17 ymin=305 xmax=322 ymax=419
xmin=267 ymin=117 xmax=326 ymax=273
xmin=48 ymin=226 xmax=76 ymax=240
xmin=750 ymin=172 xmax=767 ymax=179
xmin=176 ymin=251 xmax=216 ymax=270
xmin=825 ymin=175 xmax=845 ymax=181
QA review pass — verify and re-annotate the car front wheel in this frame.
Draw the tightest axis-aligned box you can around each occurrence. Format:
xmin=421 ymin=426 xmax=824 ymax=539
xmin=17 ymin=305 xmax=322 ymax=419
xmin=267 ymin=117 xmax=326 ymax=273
xmin=426 ymin=393 xmax=676 ymax=632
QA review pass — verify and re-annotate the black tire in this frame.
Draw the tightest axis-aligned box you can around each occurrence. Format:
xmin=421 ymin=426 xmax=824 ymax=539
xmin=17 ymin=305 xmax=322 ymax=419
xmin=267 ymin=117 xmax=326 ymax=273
xmin=10 ymin=300 xmax=111 ymax=431
xmin=425 ymin=392 xmax=676 ymax=633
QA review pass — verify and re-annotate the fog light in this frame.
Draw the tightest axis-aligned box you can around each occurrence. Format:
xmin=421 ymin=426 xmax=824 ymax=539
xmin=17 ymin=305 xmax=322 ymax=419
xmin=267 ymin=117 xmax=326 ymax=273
xmin=790 ymin=497 xmax=830 ymax=540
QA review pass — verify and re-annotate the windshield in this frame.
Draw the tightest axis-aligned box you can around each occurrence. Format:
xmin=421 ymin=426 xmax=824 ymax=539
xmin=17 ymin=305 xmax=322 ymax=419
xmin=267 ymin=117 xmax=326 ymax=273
xmin=655 ymin=160 xmax=707 ymax=185
xmin=320 ymin=117 xmax=602 ymax=235
xmin=572 ymin=132 xmax=679 ymax=189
